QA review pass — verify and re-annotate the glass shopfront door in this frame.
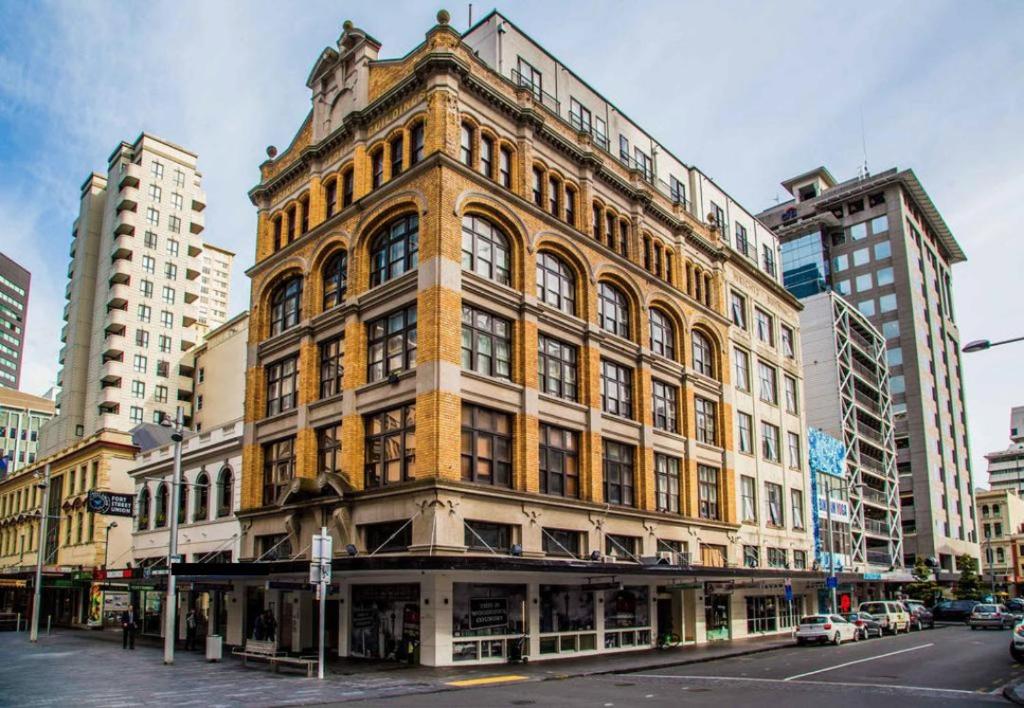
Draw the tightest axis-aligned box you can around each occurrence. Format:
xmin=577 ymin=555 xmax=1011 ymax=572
xmin=704 ymin=594 xmax=731 ymax=641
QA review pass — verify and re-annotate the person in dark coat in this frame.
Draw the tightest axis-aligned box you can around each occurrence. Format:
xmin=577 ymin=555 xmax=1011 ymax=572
xmin=185 ymin=609 xmax=198 ymax=651
xmin=253 ymin=612 xmax=265 ymax=640
xmin=263 ymin=610 xmax=277 ymax=643
xmin=121 ymin=605 xmax=138 ymax=650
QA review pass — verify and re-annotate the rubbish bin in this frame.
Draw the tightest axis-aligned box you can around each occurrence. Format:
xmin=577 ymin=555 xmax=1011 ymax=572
xmin=206 ymin=634 xmax=223 ymax=662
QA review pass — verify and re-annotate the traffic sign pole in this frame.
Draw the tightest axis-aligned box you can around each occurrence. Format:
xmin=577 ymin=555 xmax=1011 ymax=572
xmin=312 ymin=527 xmax=332 ymax=680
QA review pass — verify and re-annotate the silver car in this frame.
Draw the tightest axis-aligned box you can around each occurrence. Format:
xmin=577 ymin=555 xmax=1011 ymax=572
xmin=969 ymin=603 xmax=1015 ymax=630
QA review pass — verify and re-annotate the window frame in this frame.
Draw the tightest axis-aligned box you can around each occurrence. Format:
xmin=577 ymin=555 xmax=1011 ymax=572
xmin=461 ymin=304 xmax=512 ymax=380
xmin=262 ymin=437 xmax=295 ymax=505
xmin=269 ymin=276 xmax=303 ymax=336
xmin=600 ymin=359 xmax=633 ymax=419
xmin=538 ymin=334 xmax=578 ymax=402
xmin=460 ymin=404 xmax=513 ymax=487
xmin=367 ymin=303 xmax=417 ymax=382
xmin=369 ymin=214 xmax=419 ymax=288
xmin=461 ymin=215 xmax=511 ymax=285
xmin=603 ymin=439 xmax=635 ymax=507
xmin=364 ymin=404 xmax=416 ymax=488
xmin=265 ymin=356 xmax=298 ymax=417
xmin=598 ymin=282 xmax=630 ymax=339
xmin=539 ymin=423 xmax=579 ymax=498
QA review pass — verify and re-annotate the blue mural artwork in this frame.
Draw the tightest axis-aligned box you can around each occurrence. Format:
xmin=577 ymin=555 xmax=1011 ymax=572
xmin=808 ymin=428 xmax=848 ymax=570
xmin=809 ymin=428 xmax=846 ymax=478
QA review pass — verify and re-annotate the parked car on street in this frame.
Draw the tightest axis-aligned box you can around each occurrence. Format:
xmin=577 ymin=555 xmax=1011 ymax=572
xmin=794 ymin=615 xmax=859 ymax=645
xmin=903 ymin=600 xmax=935 ymax=630
xmin=842 ymin=612 xmax=883 ymax=639
xmin=857 ymin=601 xmax=911 ymax=634
xmin=1006 ymin=598 xmax=1024 ymax=619
xmin=931 ymin=599 xmax=981 ymax=622
xmin=969 ymin=604 xmax=1015 ymax=630
xmin=1009 ymin=620 xmax=1024 ymax=662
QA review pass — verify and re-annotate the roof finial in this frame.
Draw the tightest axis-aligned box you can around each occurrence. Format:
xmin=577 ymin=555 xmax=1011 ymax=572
xmin=437 ymin=9 xmax=451 ymax=25
xmin=342 ymin=19 xmax=354 ymax=32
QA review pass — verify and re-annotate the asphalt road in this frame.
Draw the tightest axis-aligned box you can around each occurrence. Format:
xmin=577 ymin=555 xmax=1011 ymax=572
xmin=342 ymin=624 xmax=1018 ymax=707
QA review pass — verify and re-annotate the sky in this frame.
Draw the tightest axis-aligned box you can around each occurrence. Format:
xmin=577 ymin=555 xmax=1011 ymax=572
xmin=0 ymin=0 xmax=1021 ymax=484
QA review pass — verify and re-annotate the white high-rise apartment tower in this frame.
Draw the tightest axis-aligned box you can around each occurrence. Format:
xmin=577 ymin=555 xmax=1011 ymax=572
xmin=198 ymin=243 xmax=234 ymax=328
xmin=41 ymin=134 xmax=231 ymax=455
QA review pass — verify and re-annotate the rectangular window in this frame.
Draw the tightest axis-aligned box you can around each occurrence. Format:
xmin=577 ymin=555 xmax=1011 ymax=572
xmin=762 ymin=245 xmax=777 ymax=276
xmin=145 ymin=207 xmax=159 ymax=226
xmin=565 ymin=187 xmax=576 ymax=226
xmin=390 ymin=135 xmax=404 ymax=176
xmin=539 ymin=424 xmax=579 ymax=498
xmin=154 ymin=385 xmax=168 ymax=403
xmin=695 ymin=397 xmax=718 ymax=445
xmin=151 ymin=160 xmax=164 ymax=179
xmin=140 ymin=279 xmax=153 ymax=298
xmin=364 ymin=404 xmax=416 ymax=487
xmin=133 ymin=354 xmax=147 ymax=373
xmin=655 ymin=454 xmax=680 ymax=513
xmin=515 ymin=57 xmax=543 ymax=100
xmin=758 ymin=361 xmax=778 ymax=404
xmin=479 ymin=134 xmax=493 ymax=177
xmin=633 ymin=147 xmax=652 ymax=181
xmin=499 ymin=147 xmax=511 ymax=188
xmin=767 ymin=548 xmax=787 ymax=568
xmin=791 ymin=489 xmax=805 ymax=529
xmin=371 ymin=149 xmax=384 ymax=188
xmin=532 ymin=167 xmax=544 ymax=207
xmin=141 ymin=255 xmax=156 ymax=274
xmin=603 ymin=440 xmax=635 ymax=507
xmin=765 ymin=482 xmax=784 ymax=527
xmin=761 ymin=422 xmax=780 ymax=462
xmin=460 ymin=404 xmax=513 ymax=487
xmin=542 ymin=528 xmax=580 ymax=558
xmin=781 ymin=325 xmax=795 ymax=358
xmin=734 ymin=348 xmax=750 ymax=391
xmin=363 ymin=520 xmax=412 ymax=553
xmin=461 ymin=305 xmax=512 ymax=379
xmin=737 ymin=411 xmax=753 ymax=454
xmin=410 ymin=122 xmax=425 ymax=164
xmin=460 ymin=124 xmax=473 ymax=166
xmin=601 ymin=360 xmax=633 ymax=418
xmin=319 ymin=336 xmax=344 ymax=399
xmin=129 ymin=406 xmax=143 ymax=425
xmin=465 ymin=520 xmax=512 ymax=552
xmin=144 ymin=231 xmax=158 ymax=249
xmin=131 ymin=380 xmax=145 ymax=399
xmin=548 ymin=177 xmax=560 ymax=215
xmin=754 ymin=308 xmax=774 ymax=345
xmin=167 ymin=238 xmax=179 ymax=257
xmin=735 ymin=223 xmax=749 ymax=255
xmin=605 ymin=533 xmax=639 ymax=559
xmin=161 ymin=310 xmax=174 ymax=328
xmin=342 ymin=170 xmax=354 ymax=207
xmin=161 ymin=286 xmax=175 ymax=304
xmin=168 ymin=215 xmax=181 ymax=234
xmin=569 ymin=98 xmax=592 ymax=133
xmin=619 ymin=135 xmax=630 ymax=164
xmin=741 ymin=475 xmax=757 ymax=522
xmin=784 ymin=375 xmax=798 ymax=414
xmin=156 ymin=360 xmax=169 ymax=377
xmin=317 ymin=423 xmax=343 ymax=475
xmin=367 ymin=304 xmax=417 ymax=382
xmin=730 ymin=291 xmax=747 ymax=328
xmin=164 ymin=263 xmax=177 ymax=280
xmin=265 ymin=356 xmax=298 ymax=416
xmin=158 ymin=334 xmax=171 ymax=353
xmin=538 ymin=334 xmax=578 ymax=401
xmin=148 ymin=183 xmax=162 ymax=202
xmin=651 ymin=380 xmax=678 ymax=433
xmin=135 ymin=329 xmax=149 ymax=348
xmin=262 ymin=437 xmax=295 ymax=505
xmin=698 ymin=465 xmax=720 ymax=520
xmin=787 ymin=432 xmax=801 ymax=469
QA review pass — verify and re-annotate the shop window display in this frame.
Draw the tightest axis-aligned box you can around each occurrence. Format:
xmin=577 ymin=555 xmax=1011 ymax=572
xmin=350 ymin=583 xmax=421 ymax=661
xmin=539 ymin=585 xmax=598 ymax=654
xmin=451 ymin=583 xmax=527 ymax=662
xmin=603 ymin=586 xmax=651 ymax=648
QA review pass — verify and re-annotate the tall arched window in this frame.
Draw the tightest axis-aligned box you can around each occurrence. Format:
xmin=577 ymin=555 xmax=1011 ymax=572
xmin=535 ymin=252 xmax=576 ymax=315
xmin=461 ymin=216 xmax=510 ymax=285
xmin=370 ymin=214 xmax=419 ymax=287
xmin=649 ymin=309 xmax=676 ymax=360
xmin=194 ymin=472 xmax=210 ymax=522
xmin=269 ymin=276 xmax=302 ymax=336
xmin=598 ymin=282 xmax=630 ymax=339
xmin=137 ymin=487 xmax=151 ymax=530
xmin=177 ymin=481 xmax=189 ymax=525
xmin=217 ymin=467 xmax=233 ymax=518
xmin=692 ymin=330 xmax=715 ymax=378
xmin=154 ymin=483 xmax=168 ymax=528
xmin=322 ymin=250 xmax=348 ymax=311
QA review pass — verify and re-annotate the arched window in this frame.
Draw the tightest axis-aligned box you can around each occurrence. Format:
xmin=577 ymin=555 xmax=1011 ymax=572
xmin=460 ymin=123 xmax=474 ymax=166
xmin=154 ymin=483 xmax=168 ymax=528
xmin=649 ymin=309 xmax=676 ymax=360
xmin=692 ymin=330 xmax=715 ymax=378
xmin=370 ymin=214 xmax=419 ymax=287
xmin=177 ymin=480 xmax=188 ymax=525
xmin=217 ymin=467 xmax=233 ymax=518
xmin=194 ymin=472 xmax=210 ymax=522
xmin=269 ymin=276 xmax=302 ymax=336
xmin=137 ymin=487 xmax=151 ymax=530
xmin=461 ymin=216 xmax=510 ymax=285
xmin=535 ymin=252 xmax=576 ymax=315
xmin=322 ymin=250 xmax=348 ymax=311
xmin=598 ymin=282 xmax=630 ymax=339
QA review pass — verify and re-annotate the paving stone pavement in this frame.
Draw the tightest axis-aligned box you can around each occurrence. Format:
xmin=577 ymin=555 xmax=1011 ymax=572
xmin=0 ymin=631 xmax=444 ymax=707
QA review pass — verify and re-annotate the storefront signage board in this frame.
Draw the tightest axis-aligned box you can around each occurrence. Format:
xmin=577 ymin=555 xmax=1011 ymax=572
xmin=469 ymin=597 xmax=508 ymax=629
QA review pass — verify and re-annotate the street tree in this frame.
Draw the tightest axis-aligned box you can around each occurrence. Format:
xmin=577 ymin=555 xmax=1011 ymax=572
xmin=953 ymin=554 xmax=983 ymax=600
xmin=905 ymin=557 xmax=940 ymax=603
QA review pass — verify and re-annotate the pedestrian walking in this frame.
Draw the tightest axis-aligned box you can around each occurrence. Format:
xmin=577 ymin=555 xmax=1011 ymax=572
xmin=121 ymin=605 xmax=137 ymax=650
xmin=185 ymin=608 xmax=198 ymax=651
xmin=253 ymin=612 xmax=265 ymax=640
xmin=263 ymin=609 xmax=277 ymax=643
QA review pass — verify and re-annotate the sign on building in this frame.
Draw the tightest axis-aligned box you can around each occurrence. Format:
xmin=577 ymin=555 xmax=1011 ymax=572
xmin=87 ymin=490 xmax=134 ymax=517
xmin=469 ymin=597 xmax=508 ymax=630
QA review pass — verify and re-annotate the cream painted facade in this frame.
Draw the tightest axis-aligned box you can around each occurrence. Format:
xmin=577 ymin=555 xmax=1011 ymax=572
xmin=192 ymin=311 xmax=249 ymax=432
xmin=977 ymin=488 xmax=1024 ymax=595
xmin=40 ymin=134 xmax=233 ymax=455
xmin=0 ymin=387 xmax=56 ymax=474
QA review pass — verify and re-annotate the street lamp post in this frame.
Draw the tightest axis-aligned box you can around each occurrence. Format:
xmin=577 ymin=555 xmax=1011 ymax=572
xmin=103 ymin=521 xmax=119 ymax=569
xmin=161 ymin=407 xmax=185 ymax=665
xmin=29 ymin=464 xmax=52 ymax=643
xmin=963 ymin=336 xmax=1024 ymax=353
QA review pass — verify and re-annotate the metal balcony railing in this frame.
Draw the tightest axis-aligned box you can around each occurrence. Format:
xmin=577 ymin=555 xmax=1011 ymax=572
xmin=510 ymin=69 xmax=560 ymax=114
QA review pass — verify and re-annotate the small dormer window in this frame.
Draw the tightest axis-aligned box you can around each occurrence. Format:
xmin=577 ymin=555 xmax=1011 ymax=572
xmin=797 ymin=184 xmax=817 ymax=202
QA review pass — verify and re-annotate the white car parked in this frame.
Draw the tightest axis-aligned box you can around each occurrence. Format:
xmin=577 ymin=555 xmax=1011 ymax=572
xmin=794 ymin=614 xmax=860 ymax=645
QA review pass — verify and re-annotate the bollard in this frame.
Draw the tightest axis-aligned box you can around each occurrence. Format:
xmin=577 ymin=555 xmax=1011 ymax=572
xmin=47 ymin=615 xmax=51 ymax=636
xmin=16 ymin=613 xmax=21 ymax=632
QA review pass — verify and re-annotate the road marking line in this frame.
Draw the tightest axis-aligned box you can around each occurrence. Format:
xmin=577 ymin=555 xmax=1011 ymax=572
xmin=626 ymin=674 xmax=985 ymax=697
xmin=783 ymin=643 xmax=934 ymax=680
xmin=446 ymin=674 xmax=528 ymax=687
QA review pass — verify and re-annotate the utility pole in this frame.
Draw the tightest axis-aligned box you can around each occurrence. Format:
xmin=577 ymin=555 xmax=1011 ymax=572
xmin=825 ymin=477 xmax=837 ymax=613
xmin=311 ymin=526 xmax=332 ymax=680
xmin=29 ymin=463 xmax=52 ymax=642
xmin=162 ymin=407 xmax=184 ymax=664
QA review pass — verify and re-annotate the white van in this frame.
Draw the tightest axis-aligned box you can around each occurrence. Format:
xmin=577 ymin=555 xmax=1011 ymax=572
xmin=857 ymin=601 xmax=910 ymax=634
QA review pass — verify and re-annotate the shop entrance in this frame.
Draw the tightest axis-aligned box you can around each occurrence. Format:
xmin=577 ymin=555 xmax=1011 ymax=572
xmin=656 ymin=596 xmax=675 ymax=642
xmin=350 ymin=583 xmax=420 ymax=661
xmin=704 ymin=594 xmax=731 ymax=641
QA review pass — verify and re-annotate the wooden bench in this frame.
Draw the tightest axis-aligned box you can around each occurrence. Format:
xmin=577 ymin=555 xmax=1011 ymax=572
xmin=232 ymin=639 xmax=317 ymax=677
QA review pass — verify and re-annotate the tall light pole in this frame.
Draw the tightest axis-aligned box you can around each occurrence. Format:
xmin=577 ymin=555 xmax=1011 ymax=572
xmin=161 ymin=407 xmax=184 ymax=665
xmin=103 ymin=521 xmax=119 ymax=569
xmin=29 ymin=463 xmax=52 ymax=642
